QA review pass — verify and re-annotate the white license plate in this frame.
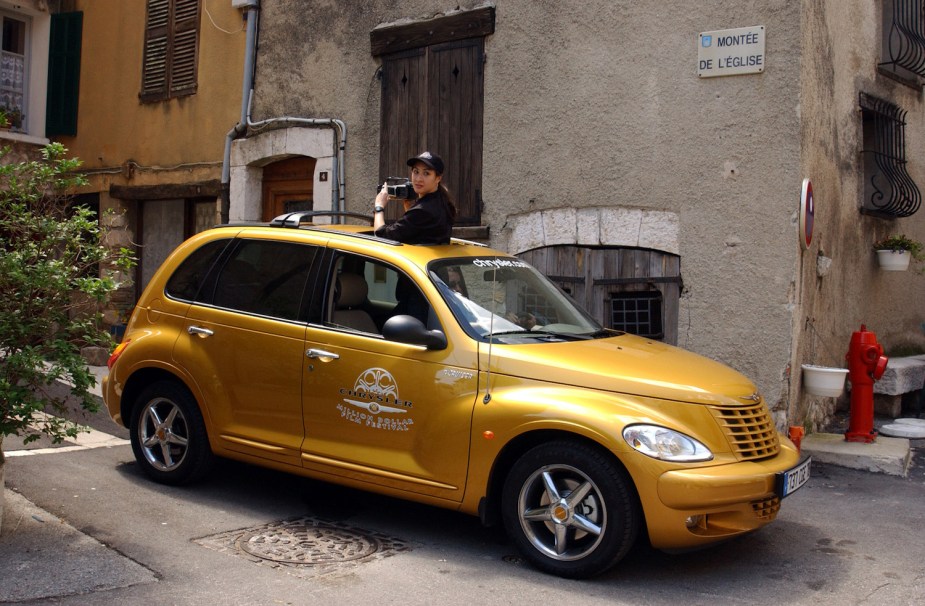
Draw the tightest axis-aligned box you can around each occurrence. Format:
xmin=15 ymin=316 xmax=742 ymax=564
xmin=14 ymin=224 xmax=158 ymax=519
xmin=777 ymin=457 xmax=811 ymax=498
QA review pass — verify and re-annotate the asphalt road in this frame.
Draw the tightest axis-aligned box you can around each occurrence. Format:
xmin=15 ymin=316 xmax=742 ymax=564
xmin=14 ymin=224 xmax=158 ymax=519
xmin=2 ymin=410 xmax=924 ymax=605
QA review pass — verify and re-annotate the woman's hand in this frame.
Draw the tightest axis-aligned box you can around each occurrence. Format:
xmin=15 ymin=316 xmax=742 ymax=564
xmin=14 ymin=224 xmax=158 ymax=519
xmin=373 ymin=182 xmax=389 ymax=231
xmin=375 ymin=182 xmax=390 ymax=208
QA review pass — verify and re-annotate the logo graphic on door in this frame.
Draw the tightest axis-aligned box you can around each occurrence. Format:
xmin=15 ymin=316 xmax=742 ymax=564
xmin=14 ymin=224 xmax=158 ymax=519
xmin=337 ymin=367 xmax=414 ymax=432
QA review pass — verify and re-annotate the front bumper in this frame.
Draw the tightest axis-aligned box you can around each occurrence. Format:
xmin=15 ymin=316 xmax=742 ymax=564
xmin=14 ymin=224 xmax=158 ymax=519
xmin=643 ymin=441 xmax=802 ymax=549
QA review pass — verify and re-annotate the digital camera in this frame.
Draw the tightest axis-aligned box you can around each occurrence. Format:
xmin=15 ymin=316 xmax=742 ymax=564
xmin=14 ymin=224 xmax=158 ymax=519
xmin=377 ymin=177 xmax=416 ymax=200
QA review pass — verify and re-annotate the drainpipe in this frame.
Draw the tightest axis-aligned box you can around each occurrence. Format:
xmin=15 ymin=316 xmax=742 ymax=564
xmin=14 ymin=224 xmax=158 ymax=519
xmin=244 ymin=93 xmax=348 ymax=219
xmin=220 ymin=0 xmax=349 ymax=224
xmin=221 ymin=0 xmax=259 ymax=224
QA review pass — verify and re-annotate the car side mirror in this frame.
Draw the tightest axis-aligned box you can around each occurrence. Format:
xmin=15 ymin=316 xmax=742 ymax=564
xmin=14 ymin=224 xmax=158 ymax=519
xmin=383 ymin=315 xmax=447 ymax=350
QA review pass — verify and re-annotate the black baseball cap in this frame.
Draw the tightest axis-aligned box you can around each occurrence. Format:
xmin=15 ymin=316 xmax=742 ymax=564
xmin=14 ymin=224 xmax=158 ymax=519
xmin=406 ymin=151 xmax=444 ymax=174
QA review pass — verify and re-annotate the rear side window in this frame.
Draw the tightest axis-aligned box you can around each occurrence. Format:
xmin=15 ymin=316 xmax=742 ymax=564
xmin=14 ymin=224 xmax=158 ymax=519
xmin=212 ymin=239 xmax=318 ymax=321
xmin=165 ymin=239 xmax=231 ymax=302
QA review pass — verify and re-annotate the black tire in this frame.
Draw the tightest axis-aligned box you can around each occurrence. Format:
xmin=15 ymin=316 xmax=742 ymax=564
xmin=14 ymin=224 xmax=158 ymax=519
xmin=501 ymin=440 xmax=640 ymax=578
xmin=129 ymin=380 xmax=213 ymax=485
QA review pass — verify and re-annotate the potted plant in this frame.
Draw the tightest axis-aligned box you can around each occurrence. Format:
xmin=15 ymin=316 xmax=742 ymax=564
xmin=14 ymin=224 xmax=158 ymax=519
xmin=0 ymin=106 xmax=23 ymax=129
xmin=873 ymin=234 xmax=924 ymax=271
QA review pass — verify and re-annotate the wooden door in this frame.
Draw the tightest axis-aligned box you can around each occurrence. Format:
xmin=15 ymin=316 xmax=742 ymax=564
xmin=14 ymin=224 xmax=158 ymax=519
xmin=261 ymin=157 xmax=316 ymax=222
xmin=518 ymin=246 xmax=682 ymax=344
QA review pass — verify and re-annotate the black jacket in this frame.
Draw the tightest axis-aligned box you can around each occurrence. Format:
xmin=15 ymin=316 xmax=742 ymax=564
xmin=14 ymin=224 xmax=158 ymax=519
xmin=375 ymin=190 xmax=453 ymax=245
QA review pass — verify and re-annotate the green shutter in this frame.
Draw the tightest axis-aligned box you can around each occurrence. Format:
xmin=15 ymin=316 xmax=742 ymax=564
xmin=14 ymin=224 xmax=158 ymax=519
xmin=46 ymin=12 xmax=83 ymax=137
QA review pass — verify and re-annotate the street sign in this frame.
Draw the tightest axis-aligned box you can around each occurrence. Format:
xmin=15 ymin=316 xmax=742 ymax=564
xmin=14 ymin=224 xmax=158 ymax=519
xmin=698 ymin=25 xmax=766 ymax=78
xmin=800 ymin=178 xmax=814 ymax=250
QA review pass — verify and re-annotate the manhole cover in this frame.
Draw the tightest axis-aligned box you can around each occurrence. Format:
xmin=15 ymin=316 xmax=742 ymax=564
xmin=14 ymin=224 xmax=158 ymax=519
xmin=237 ymin=522 xmax=381 ymax=564
xmin=195 ymin=517 xmax=411 ymax=578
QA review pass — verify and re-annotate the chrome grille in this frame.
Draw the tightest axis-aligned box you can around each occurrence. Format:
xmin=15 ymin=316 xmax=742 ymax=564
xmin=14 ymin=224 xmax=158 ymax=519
xmin=708 ymin=402 xmax=780 ymax=461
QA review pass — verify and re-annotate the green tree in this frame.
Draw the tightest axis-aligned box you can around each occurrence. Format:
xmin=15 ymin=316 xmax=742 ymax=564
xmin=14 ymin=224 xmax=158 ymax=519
xmin=0 ymin=144 xmax=133 ymax=463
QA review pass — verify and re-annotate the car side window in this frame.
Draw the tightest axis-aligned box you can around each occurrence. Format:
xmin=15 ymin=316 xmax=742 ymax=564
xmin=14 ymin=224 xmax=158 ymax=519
xmin=165 ymin=239 xmax=232 ymax=302
xmin=324 ymin=253 xmax=434 ymax=333
xmin=212 ymin=239 xmax=318 ymax=321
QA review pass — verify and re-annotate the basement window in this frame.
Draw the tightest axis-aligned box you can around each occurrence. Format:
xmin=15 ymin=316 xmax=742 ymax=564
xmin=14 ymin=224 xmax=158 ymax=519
xmin=608 ymin=290 xmax=664 ymax=340
xmin=859 ymin=93 xmax=921 ymax=218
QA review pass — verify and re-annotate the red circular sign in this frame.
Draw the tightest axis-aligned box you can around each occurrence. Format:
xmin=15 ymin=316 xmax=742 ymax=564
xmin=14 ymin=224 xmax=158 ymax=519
xmin=800 ymin=179 xmax=814 ymax=250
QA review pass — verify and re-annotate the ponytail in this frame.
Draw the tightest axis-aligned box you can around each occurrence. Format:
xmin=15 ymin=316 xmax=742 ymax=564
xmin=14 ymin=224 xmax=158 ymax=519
xmin=438 ymin=183 xmax=457 ymax=222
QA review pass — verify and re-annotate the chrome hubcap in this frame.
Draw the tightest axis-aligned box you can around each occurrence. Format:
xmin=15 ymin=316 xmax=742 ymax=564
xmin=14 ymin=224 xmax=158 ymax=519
xmin=139 ymin=397 xmax=190 ymax=472
xmin=518 ymin=464 xmax=606 ymax=561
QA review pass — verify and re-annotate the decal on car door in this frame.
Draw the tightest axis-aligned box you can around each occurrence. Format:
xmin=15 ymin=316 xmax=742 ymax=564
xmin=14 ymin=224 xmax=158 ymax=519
xmin=336 ymin=367 xmax=415 ymax=432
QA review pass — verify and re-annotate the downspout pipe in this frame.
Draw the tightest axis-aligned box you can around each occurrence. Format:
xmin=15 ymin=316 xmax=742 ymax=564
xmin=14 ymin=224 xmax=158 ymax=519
xmin=244 ymin=92 xmax=347 ymax=218
xmin=221 ymin=1 xmax=259 ymax=224
xmin=220 ymin=0 xmax=349 ymax=224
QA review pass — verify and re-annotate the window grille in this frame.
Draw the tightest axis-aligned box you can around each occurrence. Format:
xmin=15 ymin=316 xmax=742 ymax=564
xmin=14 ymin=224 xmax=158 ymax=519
xmin=608 ymin=290 xmax=663 ymax=340
xmin=880 ymin=0 xmax=925 ymax=79
xmin=859 ymin=93 xmax=921 ymax=218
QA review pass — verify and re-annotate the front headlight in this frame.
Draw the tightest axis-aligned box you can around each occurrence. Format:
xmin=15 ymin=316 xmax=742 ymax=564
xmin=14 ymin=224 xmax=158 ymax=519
xmin=623 ymin=424 xmax=713 ymax=462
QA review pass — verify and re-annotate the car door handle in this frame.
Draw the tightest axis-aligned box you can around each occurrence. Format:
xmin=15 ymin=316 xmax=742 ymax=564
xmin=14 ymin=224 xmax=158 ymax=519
xmin=187 ymin=325 xmax=214 ymax=338
xmin=306 ymin=348 xmax=340 ymax=361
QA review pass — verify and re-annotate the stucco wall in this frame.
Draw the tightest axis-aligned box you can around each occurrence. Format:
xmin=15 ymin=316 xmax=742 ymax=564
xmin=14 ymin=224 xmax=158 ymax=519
xmin=794 ymin=0 xmax=925 ymax=427
xmin=481 ymin=1 xmax=802 ymax=417
xmin=253 ymin=1 xmax=803 ymax=419
xmin=59 ymin=0 xmax=245 ymax=175
xmin=250 ymin=1 xmax=925 ymax=428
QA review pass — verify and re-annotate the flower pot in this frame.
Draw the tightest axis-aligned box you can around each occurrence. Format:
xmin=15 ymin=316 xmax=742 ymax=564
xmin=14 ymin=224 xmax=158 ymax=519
xmin=876 ymin=249 xmax=911 ymax=271
xmin=801 ymin=364 xmax=849 ymax=397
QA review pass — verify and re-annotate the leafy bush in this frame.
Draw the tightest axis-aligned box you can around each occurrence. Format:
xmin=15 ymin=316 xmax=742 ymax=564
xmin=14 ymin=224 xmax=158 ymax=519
xmin=0 ymin=144 xmax=133 ymax=461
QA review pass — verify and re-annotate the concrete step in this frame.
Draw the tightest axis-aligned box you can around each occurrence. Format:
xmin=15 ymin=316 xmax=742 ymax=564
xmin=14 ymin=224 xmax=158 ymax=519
xmin=800 ymin=432 xmax=911 ymax=477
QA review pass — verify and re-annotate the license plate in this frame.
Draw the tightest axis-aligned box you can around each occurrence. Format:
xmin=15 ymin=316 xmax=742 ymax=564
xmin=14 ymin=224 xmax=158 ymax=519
xmin=776 ymin=457 xmax=811 ymax=498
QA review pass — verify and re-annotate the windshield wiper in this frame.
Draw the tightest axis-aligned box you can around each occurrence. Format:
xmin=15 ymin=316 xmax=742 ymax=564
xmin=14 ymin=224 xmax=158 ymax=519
xmin=486 ymin=329 xmax=543 ymax=337
xmin=485 ymin=329 xmax=580 ymax=341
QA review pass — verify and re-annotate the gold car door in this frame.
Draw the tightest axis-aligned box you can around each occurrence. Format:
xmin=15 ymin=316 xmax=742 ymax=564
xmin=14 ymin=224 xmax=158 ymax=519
xmin=176 ymin=238 xmax=318 ymax=466
xmin=300 ymin=255 xmax=478 ymax=501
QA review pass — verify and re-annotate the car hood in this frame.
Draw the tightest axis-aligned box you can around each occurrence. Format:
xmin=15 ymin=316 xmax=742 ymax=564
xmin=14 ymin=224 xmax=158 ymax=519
xmin=484 ymin=333 xmax=758 ymax=405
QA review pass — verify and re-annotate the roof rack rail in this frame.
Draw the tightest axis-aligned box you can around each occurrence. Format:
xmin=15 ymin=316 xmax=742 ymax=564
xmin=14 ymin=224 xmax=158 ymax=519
xmin=270 ymin=211 xmax=374 ymax=228
xmin=450 ymin=237 xmax=488 ymax=247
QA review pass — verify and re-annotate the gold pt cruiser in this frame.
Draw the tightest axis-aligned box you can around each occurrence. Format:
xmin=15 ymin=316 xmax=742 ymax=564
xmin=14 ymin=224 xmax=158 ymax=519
xmin=104 ymin=212 xmax=809 ymax=578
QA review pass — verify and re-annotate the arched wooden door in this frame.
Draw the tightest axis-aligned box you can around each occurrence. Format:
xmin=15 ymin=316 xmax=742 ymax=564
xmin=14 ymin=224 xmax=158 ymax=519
xmin=261 ymin=157 xmax=316 ymax=221
xmin=518 ymin=245 xmax=682 ymax=344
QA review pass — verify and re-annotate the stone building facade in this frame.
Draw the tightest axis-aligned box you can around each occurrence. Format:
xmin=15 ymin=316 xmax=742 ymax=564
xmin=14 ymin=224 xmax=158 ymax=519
xmin=221 ymin=0 xmax=925 ymax=430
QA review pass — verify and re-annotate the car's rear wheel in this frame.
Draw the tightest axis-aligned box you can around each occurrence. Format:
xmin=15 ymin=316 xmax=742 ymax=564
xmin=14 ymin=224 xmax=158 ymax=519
xmin=501 ymin=440 xmax=640 ymax=578
xmin=130 ymin=380 xmax=213 ymax=485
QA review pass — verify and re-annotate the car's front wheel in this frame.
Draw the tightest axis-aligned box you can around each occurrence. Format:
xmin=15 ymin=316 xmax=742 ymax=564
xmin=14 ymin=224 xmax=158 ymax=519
xmin=130 ymin=380 xmax=213 ymax=485
xmin=501 ymin=440 xmax=640 ymax=578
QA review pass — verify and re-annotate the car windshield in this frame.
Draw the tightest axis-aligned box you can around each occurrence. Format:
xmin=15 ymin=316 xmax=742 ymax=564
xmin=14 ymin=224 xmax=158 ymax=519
xmin=429 ymin=256 xmax=608 ymax=342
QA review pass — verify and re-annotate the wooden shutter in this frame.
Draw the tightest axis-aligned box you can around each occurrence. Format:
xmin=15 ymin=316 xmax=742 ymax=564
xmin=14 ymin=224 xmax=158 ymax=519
xmin=427 ymin=39 xmax=484 ymax=226
xmin=46 ymin=12 xmax=83 ymax=136
xmin=141 ymin=0 xmax=200 ymax=102
xmin=379 ymin=41 xmax=484 ymax=225
xmin=374 ymin=8 xmax=492 ymax=227
xmin=379 ymin=49 xmax=427 ymax=221
xmin=170 ymin=0 xmax=200 ymax=95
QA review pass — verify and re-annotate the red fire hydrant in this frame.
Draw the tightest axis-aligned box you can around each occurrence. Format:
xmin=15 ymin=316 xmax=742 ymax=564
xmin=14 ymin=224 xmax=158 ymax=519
xmin=844 ymin=324 xmax=888 ymax=443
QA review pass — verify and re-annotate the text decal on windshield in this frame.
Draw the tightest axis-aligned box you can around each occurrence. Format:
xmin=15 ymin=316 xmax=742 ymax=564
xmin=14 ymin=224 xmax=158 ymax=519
xmin=472 ymin=258 xmax=530 ymax=268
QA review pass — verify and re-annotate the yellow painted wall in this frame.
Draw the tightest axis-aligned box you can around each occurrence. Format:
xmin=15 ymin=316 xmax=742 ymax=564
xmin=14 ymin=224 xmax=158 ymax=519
xmin=58 ymin=0 xmax=245 ymax=176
